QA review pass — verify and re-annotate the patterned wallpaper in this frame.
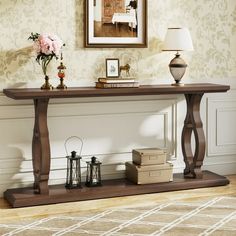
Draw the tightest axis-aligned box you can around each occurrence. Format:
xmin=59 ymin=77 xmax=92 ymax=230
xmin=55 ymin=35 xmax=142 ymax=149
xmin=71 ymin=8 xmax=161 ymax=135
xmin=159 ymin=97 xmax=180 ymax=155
xmin=0 ymin=0 xmax=235 ymax=89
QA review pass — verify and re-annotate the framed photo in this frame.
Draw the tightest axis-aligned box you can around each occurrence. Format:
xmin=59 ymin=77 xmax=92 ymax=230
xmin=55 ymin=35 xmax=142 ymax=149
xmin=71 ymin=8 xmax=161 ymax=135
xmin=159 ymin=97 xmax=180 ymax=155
xmin=85 ymin=0 xmax=147 ymax=48
xmin=106 ymin=59 xmax=120 ymax=78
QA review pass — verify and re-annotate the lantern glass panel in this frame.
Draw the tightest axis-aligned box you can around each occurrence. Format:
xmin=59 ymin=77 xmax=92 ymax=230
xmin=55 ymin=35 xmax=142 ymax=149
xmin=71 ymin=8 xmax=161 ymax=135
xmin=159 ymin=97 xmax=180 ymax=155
xmin=65 ymin=152 xmax=82 ymax=189
xmin=92 ymin=165 xmax=98 ymax=184
xmin=86 ymin=157 xmax=102 ymax=187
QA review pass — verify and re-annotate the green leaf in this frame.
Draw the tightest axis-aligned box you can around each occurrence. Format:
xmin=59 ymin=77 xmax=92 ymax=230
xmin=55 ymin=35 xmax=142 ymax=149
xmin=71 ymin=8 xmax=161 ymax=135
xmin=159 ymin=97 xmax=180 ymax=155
xmin=28 ymin=32 xmax=40 ymax=41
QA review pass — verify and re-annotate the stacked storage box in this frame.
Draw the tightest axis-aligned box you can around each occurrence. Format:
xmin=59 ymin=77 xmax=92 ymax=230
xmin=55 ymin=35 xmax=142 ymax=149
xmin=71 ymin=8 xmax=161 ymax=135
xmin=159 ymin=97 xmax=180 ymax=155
xmin=125 ymin=148 xmax=173 ymax=184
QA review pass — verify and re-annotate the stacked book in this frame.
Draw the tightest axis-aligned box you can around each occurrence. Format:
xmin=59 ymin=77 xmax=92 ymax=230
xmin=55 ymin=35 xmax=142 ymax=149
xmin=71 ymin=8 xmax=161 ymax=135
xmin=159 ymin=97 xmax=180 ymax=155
xmin=96 ymin=77 xmax=139 ymax=88
xmin=125 ymin=148 xmax=173 ymax=185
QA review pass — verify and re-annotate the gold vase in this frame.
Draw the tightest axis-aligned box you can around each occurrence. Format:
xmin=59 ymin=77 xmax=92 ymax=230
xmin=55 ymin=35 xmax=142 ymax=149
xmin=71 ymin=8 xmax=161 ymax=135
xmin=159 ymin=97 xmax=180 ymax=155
xmin=41 ymin=75 xmax=53 ymax=90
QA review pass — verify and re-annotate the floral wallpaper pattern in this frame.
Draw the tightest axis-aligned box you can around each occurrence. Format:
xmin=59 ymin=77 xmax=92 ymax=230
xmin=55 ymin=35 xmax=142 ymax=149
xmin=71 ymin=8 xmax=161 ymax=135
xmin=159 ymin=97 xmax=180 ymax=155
xmin=0 ymin=0 xmax=235 ymax=89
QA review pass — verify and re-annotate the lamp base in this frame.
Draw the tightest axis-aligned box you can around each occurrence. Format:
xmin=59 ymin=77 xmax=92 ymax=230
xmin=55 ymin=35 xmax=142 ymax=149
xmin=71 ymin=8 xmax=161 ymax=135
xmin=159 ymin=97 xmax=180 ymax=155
xmin=169 ymin=52 xmax=187 ymax=87
xmin=171 ymin=82 xmax=185 ymax=87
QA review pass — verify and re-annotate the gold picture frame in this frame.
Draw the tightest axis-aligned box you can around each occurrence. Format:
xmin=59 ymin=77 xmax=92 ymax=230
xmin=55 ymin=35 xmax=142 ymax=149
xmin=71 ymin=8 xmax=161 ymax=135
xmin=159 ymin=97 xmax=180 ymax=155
xmin=85 ymin=0 xmax=148 ymax=48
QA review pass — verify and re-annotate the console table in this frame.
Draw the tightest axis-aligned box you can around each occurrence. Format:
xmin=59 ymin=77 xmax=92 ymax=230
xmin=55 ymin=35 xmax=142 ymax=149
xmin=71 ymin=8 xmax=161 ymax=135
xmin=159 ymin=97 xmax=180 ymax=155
xmin=3 ymin=83 xmax=230 ymax=207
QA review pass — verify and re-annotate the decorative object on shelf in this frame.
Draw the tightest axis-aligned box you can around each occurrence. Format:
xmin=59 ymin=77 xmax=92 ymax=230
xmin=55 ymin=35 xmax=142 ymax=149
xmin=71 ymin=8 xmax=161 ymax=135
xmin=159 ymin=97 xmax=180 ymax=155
xmin=106 ymin=58 xmax=120 ymax=78
xmin=96 ymin=77 xmax=138 ymax=88
xmin=162 ymin=28 xmax=194 ymax=86
xmin=64 ymin=136 xmax=83 ymax=189
xmin=98 ymin=77 xmax=136 ymax=83
xmin=56 ymin=54 xmax=67 ymax=89
xmin=65 ymin=151 xmax=82 ymax=189
xmin=96 ymin=81 xmax=139 ymax=88
xmin=86 ymin=156 xmax=102 ymax=187
xmin=97 ymin=61 xmax=138 ymax=88
xmin=126 ymin=162 xmax=173 ymax=185
xmin=28 ymin=32 xmax=65 ymax=90
xmin=120 ymin=63 xmax=131 ymax=77
xmin=132 ymin=148 xmax=167 ymax=166
xmin=126 ymin=147 xmax=173 ymax=185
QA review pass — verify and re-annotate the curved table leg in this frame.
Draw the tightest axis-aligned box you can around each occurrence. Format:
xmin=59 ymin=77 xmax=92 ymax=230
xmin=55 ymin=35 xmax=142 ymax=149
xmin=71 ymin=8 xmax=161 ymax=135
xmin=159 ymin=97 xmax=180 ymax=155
xmin=182 ymin=94 xmax=205 ymax=179
xmin=32 ymin=99 xmax=51 ymax=194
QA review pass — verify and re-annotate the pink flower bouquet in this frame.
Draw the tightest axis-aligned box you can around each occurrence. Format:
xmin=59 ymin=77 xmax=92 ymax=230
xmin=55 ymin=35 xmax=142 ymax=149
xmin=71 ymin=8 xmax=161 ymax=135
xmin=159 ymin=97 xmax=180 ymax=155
xmin=29 ymin=32 xmax=65 ymax=89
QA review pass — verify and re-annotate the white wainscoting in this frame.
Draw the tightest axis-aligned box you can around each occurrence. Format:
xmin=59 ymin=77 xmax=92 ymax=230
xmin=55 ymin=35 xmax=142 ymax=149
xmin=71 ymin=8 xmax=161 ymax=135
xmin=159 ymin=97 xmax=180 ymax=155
xmin=207 ymin=96 xmax=236 ymax=156
xmin=204 ymin=82 xmax=236 ymax=175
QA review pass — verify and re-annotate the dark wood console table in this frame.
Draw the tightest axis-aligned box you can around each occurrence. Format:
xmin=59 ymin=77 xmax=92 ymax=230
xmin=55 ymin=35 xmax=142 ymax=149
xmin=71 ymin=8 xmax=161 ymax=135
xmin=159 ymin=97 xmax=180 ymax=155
xmin=3 ymin=83 xmax=230 ymax=207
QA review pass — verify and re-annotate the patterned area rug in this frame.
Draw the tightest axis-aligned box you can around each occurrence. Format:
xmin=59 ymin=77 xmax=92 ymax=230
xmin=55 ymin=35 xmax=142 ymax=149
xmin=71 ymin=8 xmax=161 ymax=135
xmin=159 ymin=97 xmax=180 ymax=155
xmin=0 ymin=196 xmax=236 ymax=236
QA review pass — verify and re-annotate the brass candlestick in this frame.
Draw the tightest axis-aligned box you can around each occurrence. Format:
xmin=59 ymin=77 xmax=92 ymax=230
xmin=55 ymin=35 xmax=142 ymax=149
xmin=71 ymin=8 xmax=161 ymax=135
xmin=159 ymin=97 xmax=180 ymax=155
xmin=56 ymin=62 xmax=67 ymax=89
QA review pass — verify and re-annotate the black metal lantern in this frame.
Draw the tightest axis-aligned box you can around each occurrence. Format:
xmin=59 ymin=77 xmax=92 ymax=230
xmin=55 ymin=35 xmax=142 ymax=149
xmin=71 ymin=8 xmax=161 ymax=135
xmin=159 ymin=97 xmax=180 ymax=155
xmin=65 ymin=151 xmax=82 ymax=189
xmin=65 ymin=137 xmax=83 ymax=189
xmin=86 ymin=156 xmax=102 ymax=187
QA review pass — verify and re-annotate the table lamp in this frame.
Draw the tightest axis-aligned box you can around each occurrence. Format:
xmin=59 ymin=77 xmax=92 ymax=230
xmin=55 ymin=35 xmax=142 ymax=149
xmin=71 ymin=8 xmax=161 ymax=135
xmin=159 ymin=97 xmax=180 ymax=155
xmin=163 ymin=28 xmax=194 ymax=86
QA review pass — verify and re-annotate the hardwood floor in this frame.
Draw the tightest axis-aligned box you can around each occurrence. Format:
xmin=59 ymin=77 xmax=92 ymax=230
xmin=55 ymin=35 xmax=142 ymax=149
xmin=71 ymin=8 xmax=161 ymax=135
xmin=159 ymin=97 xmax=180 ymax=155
xmin=0 ymin=175 xmax=235 ymax=223
xmin=94 ymin=21 xmax=137 ymax=37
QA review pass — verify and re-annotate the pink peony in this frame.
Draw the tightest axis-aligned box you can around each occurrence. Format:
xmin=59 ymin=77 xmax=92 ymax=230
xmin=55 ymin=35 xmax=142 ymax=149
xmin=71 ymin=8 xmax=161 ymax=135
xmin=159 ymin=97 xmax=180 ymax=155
xmin=38 ymin=34 xmax=53 ymax=55
xmin=36 ymin=33 xmax=63 ymax=56
xmin=50 ymin=35 xmax=64 ymax=56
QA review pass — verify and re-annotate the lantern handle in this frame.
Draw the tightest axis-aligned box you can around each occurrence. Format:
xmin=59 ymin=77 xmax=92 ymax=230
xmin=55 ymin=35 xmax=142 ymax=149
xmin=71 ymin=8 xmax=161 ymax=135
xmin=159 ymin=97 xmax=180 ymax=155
xmin=64 ymin=136 xmax=83 ymax=156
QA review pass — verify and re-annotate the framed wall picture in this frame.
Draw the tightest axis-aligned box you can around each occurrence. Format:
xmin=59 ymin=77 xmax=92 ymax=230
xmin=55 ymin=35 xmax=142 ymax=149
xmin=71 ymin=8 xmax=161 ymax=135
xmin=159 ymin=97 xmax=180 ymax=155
xmin=106 ymin=59 xmax=120 ymax=77
xmin=85 ymin=0 xmax=147 ymax=48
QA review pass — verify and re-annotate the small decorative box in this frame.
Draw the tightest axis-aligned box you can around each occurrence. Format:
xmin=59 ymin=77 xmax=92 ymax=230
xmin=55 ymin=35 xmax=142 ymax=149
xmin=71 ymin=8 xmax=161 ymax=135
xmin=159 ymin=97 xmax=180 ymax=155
xmin=132 ymin=148 xmax=167 ymax=166
xmin=125 ymin=161 xmax=173 ymax=185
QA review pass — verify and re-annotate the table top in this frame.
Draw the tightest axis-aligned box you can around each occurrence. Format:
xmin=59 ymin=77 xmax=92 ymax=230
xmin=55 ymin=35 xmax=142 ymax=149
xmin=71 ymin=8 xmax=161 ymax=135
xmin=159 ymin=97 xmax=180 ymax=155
xmin=3 ymin=83 xmax=230 ymax=100
xmin=112 ymin=10 xmax=137 ymax=25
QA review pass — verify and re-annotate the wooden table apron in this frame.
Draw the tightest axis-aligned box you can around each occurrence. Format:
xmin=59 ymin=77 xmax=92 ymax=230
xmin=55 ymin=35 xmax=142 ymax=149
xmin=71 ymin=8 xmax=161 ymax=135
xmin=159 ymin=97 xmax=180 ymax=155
xmin=2 ymin=84 xmax=230 ymax=206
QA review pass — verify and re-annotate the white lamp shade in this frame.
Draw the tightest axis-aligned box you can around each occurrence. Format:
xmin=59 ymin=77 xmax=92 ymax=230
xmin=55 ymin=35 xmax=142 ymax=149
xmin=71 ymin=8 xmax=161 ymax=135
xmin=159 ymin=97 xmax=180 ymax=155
xmin=163 ymin=28 xmax=194 ymax=51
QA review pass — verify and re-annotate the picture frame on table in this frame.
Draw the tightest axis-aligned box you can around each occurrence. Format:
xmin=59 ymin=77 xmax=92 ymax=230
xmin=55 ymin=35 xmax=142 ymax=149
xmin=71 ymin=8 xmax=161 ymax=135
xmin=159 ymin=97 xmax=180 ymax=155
xmin=106 ymin=59 xmax=120 ymax=78
xmin=85 ymin=0 xmax=147 ymax=48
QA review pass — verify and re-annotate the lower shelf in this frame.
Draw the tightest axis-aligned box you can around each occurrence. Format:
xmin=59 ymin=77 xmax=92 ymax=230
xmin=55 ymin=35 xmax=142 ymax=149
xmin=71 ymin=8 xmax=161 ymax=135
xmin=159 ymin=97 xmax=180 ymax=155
xmin=4 ymin=171 xmax=230 ymax=208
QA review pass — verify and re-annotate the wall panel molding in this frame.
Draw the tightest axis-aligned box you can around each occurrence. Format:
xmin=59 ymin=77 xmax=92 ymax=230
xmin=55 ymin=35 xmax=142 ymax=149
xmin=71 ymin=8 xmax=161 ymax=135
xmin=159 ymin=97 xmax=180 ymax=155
xmin=207 ymin=95 xmax=236 ymax=156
